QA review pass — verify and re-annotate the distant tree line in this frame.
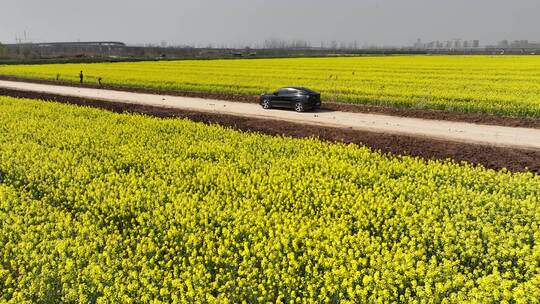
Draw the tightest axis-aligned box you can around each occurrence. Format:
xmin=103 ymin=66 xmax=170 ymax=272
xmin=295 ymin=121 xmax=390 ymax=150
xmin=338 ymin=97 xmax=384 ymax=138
xmin=0 ymin=44 xmax=40 ymax=59
xmin=0 ymin=43 xmax=6 ymax=58
xmin=262 ymin=38 xmax=312 ymax=49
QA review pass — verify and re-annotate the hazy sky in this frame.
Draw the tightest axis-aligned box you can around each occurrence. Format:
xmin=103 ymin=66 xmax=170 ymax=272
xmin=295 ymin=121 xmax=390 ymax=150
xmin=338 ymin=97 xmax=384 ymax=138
xmin=1 ymin=0 xmax=538 ymax=46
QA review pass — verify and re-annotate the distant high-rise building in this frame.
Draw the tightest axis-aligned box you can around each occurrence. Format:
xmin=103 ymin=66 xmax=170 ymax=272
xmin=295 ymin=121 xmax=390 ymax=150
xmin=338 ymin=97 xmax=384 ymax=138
xmin=512 ymin=40 xmax=529 ymax=47
xmin=498 ymin=40 xmax=509 ymax=47
xmin=473 ymin=40 xmax=480 ymax=48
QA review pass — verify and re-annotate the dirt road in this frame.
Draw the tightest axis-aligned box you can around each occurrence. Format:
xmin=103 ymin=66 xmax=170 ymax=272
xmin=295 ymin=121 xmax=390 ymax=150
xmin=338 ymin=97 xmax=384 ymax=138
xmin=1 ymin=80 xmax=539 ymax=150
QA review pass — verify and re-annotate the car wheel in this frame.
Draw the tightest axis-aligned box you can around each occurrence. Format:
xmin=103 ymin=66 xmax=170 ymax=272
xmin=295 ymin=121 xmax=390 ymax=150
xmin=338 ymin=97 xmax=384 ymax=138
xmin=262 ymin=98 xmax=271 ymax=109
xmin=294 ymin=102 xmax=305 ymax=112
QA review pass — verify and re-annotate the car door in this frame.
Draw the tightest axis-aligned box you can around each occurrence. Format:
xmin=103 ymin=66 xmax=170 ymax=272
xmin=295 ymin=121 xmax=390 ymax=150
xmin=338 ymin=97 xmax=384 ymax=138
xmin=274 ymin=89 xmax=291 ymax=107
xmin=286 ymin=89 xmax=301 ymax=108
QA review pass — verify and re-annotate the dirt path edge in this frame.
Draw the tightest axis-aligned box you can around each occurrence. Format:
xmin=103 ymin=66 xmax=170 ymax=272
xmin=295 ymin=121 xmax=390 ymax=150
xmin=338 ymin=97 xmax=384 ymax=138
xmin=0 ymin=75 xmax=537 ymax=129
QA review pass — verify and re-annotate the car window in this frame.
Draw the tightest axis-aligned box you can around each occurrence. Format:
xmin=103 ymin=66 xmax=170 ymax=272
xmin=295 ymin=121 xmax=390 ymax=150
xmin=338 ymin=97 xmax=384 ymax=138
xmin=300 ymin=87 xmax=316 ymax=94
xmin=294 ymin=87 xmax=315 ymax=94
xmin=278 ymin=89 xmax=290 ymax=95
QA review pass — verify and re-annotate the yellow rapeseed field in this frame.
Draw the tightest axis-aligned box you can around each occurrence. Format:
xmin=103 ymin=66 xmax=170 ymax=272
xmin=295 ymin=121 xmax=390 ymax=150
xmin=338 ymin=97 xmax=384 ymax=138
xmin=1 ymin=55 xmax=539 ymax=117
xmin=1 ymin=96 xmax=539 ymax=303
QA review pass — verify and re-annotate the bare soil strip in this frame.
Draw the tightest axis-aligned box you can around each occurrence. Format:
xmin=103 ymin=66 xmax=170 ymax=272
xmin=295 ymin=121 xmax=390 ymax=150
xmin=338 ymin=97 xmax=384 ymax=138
xmin=0 ymin=75 xmax=538 ymax=129
xmin=1 ymin=88 xmax=538 ymax=173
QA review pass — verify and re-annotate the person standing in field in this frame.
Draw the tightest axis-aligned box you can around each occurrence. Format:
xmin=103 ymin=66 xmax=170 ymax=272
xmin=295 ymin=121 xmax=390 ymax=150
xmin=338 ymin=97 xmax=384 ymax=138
xmin=79 ymin=71 xmax=84 ymax=84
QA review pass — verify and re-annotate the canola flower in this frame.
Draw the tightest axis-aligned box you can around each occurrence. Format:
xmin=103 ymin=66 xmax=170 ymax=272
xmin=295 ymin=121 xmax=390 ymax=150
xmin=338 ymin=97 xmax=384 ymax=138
xmin=1 ymin=55 xmax=540 ymax=118
xmin=0 ymin=96 xmax=539 ymax=303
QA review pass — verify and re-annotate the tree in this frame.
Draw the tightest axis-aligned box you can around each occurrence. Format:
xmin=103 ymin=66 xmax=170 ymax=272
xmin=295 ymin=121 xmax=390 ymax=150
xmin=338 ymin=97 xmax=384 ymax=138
xmin=0 ymin=43 xmax=5 ymax=58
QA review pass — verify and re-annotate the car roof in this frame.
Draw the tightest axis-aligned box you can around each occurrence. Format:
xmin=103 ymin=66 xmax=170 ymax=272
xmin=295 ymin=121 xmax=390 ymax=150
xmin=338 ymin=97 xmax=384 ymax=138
xmin=280 ymin=87 xmax=318 ymax=93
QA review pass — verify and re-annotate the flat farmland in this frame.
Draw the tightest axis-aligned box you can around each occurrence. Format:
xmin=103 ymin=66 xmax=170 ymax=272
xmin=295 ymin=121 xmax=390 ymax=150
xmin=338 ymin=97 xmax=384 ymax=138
xmin=1 ymin=56 xmax=540 ymax=118
xmin=1 ymin=96 xmax=539 ymax=302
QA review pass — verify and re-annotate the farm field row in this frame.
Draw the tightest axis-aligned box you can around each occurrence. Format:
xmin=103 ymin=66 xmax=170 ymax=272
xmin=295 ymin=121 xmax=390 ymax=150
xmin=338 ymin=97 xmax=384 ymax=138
xmin=1 ymin=96 xmax=539 ymax=303
xmin=1 ymin=55 xmax=540 ymax=118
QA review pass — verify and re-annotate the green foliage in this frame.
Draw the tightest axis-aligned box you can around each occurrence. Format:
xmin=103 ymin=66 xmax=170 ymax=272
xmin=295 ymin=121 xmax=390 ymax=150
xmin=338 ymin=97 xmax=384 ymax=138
xmin=0 ymin=96 xmax=539 ymax=303
xmin=1 ymin=56 xmax=540 ymax=117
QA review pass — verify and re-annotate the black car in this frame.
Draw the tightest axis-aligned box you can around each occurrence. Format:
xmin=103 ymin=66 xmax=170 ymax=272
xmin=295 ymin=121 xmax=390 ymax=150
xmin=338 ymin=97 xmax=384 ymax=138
xmin=260 ymin=87 xmax=321 ymax=112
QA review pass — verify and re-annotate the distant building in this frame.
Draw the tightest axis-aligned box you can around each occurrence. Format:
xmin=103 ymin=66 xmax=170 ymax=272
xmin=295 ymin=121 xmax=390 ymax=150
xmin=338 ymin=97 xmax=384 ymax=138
xmin=1 ymin=41 xmax=127 ymax=58
xmin=498 ymin=40 xmax=509 ymax=47
xmin=511 ymin=40 xmax=529 ymax=47
xmin=527 ymin=41 xmax=540 ymax=48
